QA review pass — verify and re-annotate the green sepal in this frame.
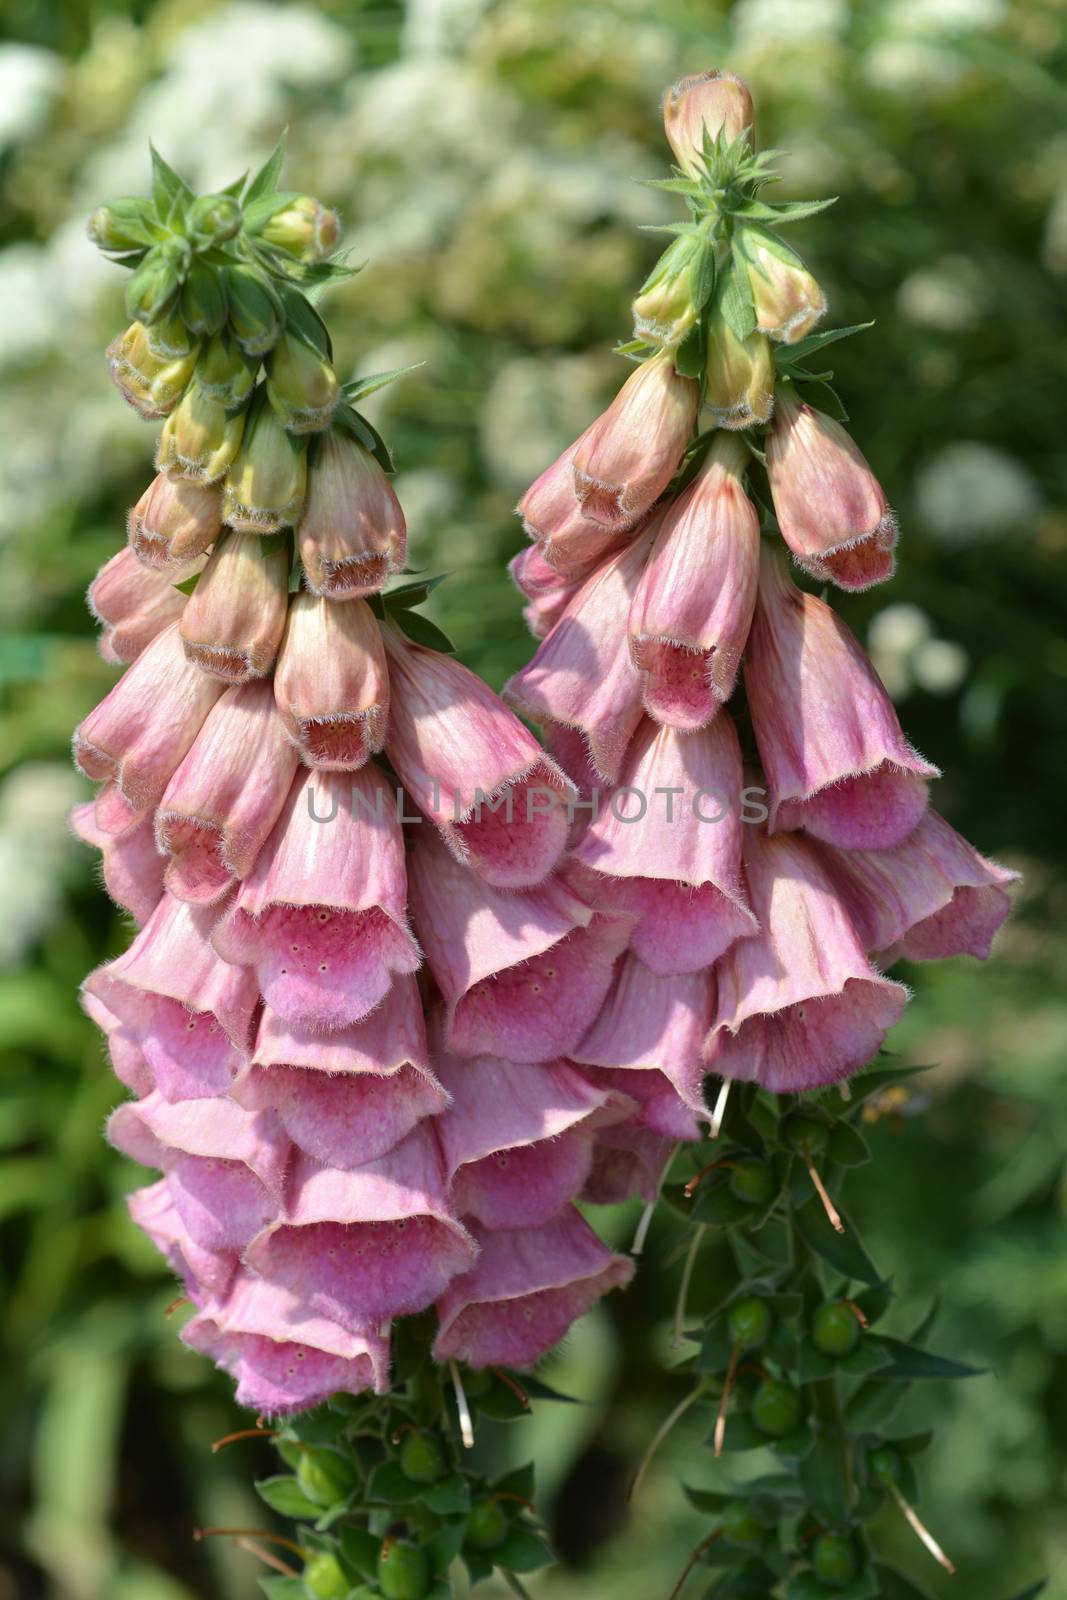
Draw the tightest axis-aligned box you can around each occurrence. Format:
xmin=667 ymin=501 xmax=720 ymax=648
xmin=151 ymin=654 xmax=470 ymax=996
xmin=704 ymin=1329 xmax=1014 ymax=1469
xmin=149 ymin=144 xmax=193 ymax=219
xmin=792 ymin=1195 xmax=882 ymax=1287
xmin=365 ymin=1460 xmax=420 ymax=1506
xmin=731 ymin=196 xmax=837 ymax=225
xmin=245 ymin=131 xmax=288 ymax=205
xmin=777 ymin=321 xmax=874 ymax=367
xmin=243 ymin=190 xmax=303 ymax=234
xmin=254 ymin=1474 xmax=322 ymax=1520
xmin=333 ymin=400 xmax=394 ymax=474
xmin=718 ymin=256 xmax=756 ymax=343
xmin=171 ymin=573 xmax=200 ymax=597
xmin=419 ymin=1472 xmax=471 ymax=1515
xmin=425 ymin=1521 xmax=467 ymax=1575
xmin=274 ymin=280 xmax=331 ymax=358
xmin=864 ymin=1334 xmax=984 ymax=1382
xmin=181 ymin=260 xmax=228 ymax=336
xmin=343 ymin=364 xmax=425 ymax=404
xmin=391 ymin=609 xmax=456 ymax=654
xmin=494 ymin=1526 xmax=554 ymax=1574
xmin=338 ymin=1524 xmax=380 ymax=1578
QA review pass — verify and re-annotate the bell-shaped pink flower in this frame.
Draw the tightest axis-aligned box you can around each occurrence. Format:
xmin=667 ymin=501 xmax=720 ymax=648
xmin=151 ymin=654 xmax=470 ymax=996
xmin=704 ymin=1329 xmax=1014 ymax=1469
xmin=233 ymin=988 xmax=447 ymax=1170
xmin=127 ymin=471 xmax=222 ymax=569
xmin=767 ymin=386 xmax=897 ymax=591
xmin=128 ymin=1178 xmax=236 ymax=1301
xmin=109 ymin=1092 xmax=289 ymax=1254
xmin=662 ymin=70 xmax=755 ymax=176
xmin=817 ymin=808 xmax=1018 ymax=965
xmin=383 ymin=627 xmax=573 ymax=889
xmin=179 ymin=529 xmax=290 ymax=682
xmin=80 ymin=987 xmax=153 ymax=1099
xmin=517 ymin=443 xmax=627 ymax=578
xmin=571 ymin=354 xmax=698 ymax=530
xmin=583 ymin=1121 xmax=676 ymax=1205
xmin=88 ymin=545 xmax=197 ymax=664
xmin=408 ymin=826 xmax=629 ymax=1063
xmin=84 ymin=893 xmax=259 ymax=1100
xmin=509 ymin=545 xmax=588 ymax=641
xmin=572 ymin=955 xmax=713 ymax=1139
xmin=246 ymin=1124 xmax=476 ymax=1327
xmin=433 ymin=1206 xmax=634 ymax=1368
xmin=274 ymin=592 xmax=389 ymax=771
xmin=298 ymin=430 xmax=406 ymax=598
xmin=505 ymin=525 xmax=655 ymax=783
xmin=70 ymin=803 xmax=164 ymax=925
xmin=629 ymin=435 xmax=760 ymax=728
xmin=155 ymin=681 xmax=299 ymax=904
xmin=73 ymin=622 xmax=225 ymax=815
xmin=570 ymin=716 xmax=756 ymax=975
xmin=432 ymin=1025 xmax=622 ymax=1229
xmin=705 ymin=825 xmax=908 ymax=1092
xmin=182 ymin=1271 xmax=391 ymax=1415
xmin=213 ymin=767 xmax=419 ymax=1031
xmin=745 ymin=547 xmax=938 ymax=849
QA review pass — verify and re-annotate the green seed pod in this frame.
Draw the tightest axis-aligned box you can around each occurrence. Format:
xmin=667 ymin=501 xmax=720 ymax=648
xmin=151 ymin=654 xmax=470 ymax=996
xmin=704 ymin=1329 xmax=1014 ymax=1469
xmin=729 ymin=1158 xmax=777 ymax=1206
xmin=295 ymin=1446 xmax=358 ymax=1508
xmin=752 ymin=1378 xmax=803 ymax=1437
xmin=812 ymin=1299 xmax=860 ymax=1358
xmin=465 ymin=1496 xmax=509 ymax=1551
xmin=726 ymin=1295 xmax=773 ymax=1349
xmin=188 ymin=192 xmax=242 ymax=243
xmin=181 ymin=260 xmax=228 ymax=337
xmin=223 ymin=263 xmax=283 ymax=355
xmin=377 ymin=1539 xmax=429 ymax=1600
xmin=302 ymin=1550 xmax=350 ymax=1599
xmin=812 ymin=1533 xmax=859 ymax=1588
xmin=399 ymin=1430 xmax=446 ymax=1484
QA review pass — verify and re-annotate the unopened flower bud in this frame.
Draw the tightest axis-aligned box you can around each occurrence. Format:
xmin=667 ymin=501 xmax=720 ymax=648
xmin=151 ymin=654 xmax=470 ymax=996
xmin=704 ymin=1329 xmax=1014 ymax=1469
xmin=222 ymin=401 xmax=308 ymax=531
xmin=222 ymin=264 xmax=283 ymax=355
xmin=157 ymin=384 xmax=246 ymax=483
xmin=663 ymin=70 xmax=755 ymax=176
xmin=258 ymin=195 xmax=340 ymax=262
xmin=572 ymin=352 xmax=699 ymax=529
xmin=739 ymin=229 xmax=826 ymax=345
xmin=88 ymin=545 xmax=200 ymax=663
xmin=87 ymin=197 xmax=152 ymax=254
xmin=179 ymin=528 xmax=290 ymax=681
xmin=187 ymin=193 xmax=242 ymax=243
xmin=274 ymin=591 xmax=389 ymax=769
xmin=631 ymin=234 xmax=709 ymax=348
xmin=195 ymin=332 xmax=258 ymax=409
xmin=180 ymin=260 xmax=228 ymax=338
xmin=125 ymin=243 xmax=184 ymax=326
xmin=107 ymin=323 xmax=198 ymax=418
xmin=298 ymin=430 xmax=406 ymax=597
xmin=704 ymin=316 xmax=775 ymax=429
xmin=266 ymin=331 xmax=340 ymax=434
xmin=128 ymin=471 xmax=222 ymax=568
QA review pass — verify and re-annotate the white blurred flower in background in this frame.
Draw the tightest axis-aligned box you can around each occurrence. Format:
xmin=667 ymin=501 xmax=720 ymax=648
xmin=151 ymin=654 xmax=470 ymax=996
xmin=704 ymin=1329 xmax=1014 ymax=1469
xmin=916 ymin=442 xmax=1041 ymax=545
xmin=0 ymin=763 xmax=84 ymax=969
xmin=0 ymin=44 xmax=61 ymax=155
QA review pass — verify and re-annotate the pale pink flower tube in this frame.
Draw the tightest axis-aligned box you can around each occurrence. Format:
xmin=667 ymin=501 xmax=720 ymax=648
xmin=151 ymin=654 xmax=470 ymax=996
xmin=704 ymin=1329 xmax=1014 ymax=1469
xmin=88 ymin=545 xmax=198 ymax=664
xmin=571 ymin=354 xmax=698 ymax=530
xmin=298 ymin=430 xmax=406 ymax=598
xmin=273 ymin=592 xmax=389 ymax=771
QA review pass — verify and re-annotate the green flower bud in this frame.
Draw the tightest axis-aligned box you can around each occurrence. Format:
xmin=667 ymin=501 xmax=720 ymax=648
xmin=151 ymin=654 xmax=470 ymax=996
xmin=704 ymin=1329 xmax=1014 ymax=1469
xmin=87 ymin=197 xmax=153 ymax=254
xmin=812 ymin=1300 xmax=860 ymax=1358
xmin=188 ymin=192 xmax=242 ymax=243
xmin=399 ymin=1430 xmax=446 ymax=1484
xmin=729 ymin=1158 xmax=777 ymax=1206
xmin=727 ymin=1296 xmax=772 ymax=1349
xmin=752 ymin=1377 xmax=803 ymax=1437
xmin=704 ymin=317 xmax=775 ymax=430
xmin=738 ymin=228 xmax=826 ymax=345
xmin=266 ymin=331 xmax=340 ymax=434
xmin=377 ymin=1539 xmax=429 ymax=1600
xmin=157 ymin=383 xmax=246 ymax=482
xmin=125 ymin=246 xmax=182 ymax=325
xmin=812 ymin=1533 xmax=858 ymax=1588
xmin=106 ymin=323 xmax=198 ymax=418
xmin=259 ymin=195 xmax=341 ymax=262
xmin=302 ymin=1550 xmax=350 ymax=1599
xmin=295 ymin=1447 xmax=358 ymax=1507
xmin=631 ymin=234 xmax=707 ymax=348
xmin=465 ymin=1496 xmax=509 ymax=1551
xmin=181 ymin=260 xmax=228 ymax=337
xmin=196 ymin=332 xmax=258 ymax=409
xmin=146 ymin=309 xmax=193 ymax=360
xmin=223 ymin=264 xmax=283 ymax=355
xmin=720 ymin=1502 xmax=763 ymax=1545
xmin=222 ymin=401 xmax=308 ymax=531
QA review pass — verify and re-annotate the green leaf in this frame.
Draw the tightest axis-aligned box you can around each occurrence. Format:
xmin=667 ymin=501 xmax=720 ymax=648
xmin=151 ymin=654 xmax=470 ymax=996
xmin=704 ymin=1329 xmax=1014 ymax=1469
xmin=149 ymin=144 xmax=193 ymax=216
xmin=344 ymin=364 xmax=425 ymax=404
xmin=280 ymin=1405 xmax=351 ymax=1444
xmin=1002 ymin=1585 xmax=1047 ymax=1600
xmin=844 ymin=1379 xmax=908 ymax=1431
xmin=242 ymin=190 xmax=302 ymax=233
xmin=870 ymin=1563 xmax=936 ymax=1600
xmin=245 ymin=132 xmax=288 ymax=204
xmin=257 ymin=1579 xmax=304 ymax=1599
xmin=793 ymin=1196 xmax=882 ymax=1286
xmin=383 ymin=573 xmax=450 ymax=609
xmin=798 ymin=1428 xmax=849 ymax=1522
xmin=338 ymin=1524 xmax=380 ymax=1577
xmin=494 ymin=1463 xmax=536 ymax=1501
xmin=733 ymin=196 xmax=837 ymax=225
xmin=852 ymin=1278 xmax=894 ymax=1326
xmin=333 ymin=401 xmax=394 ymax=473
xmin=421 ymin=1472 xmax=471 ymax=1514
xmin=254 ymin=1475 xmax=321 ymax=1520
xmin=494 ymin=1527 xmax=554 ymax=1574
xmin=826 ymin=1120 xmax=871 ymax=1167
xmin=683 ymin=1485 xmax=733 ymax=1513
xmin=794 ymin=378 xmax=849 ymax=423
xmin=865 ymin=1335 xmax=984 ymax=1381
xmin=171 ymin=573 xmax=200 ymax=596
xmin=783 ymin=321 xmax=875 ymax=364
xmin=674 ymin=324 xmax=705 ymax=379
xmin=393 ymin=609 xmax=456 ymax=654
xmin=366 ymin=1460 xmax=421 ymax=1505
xmin=274 ymin=280 xmax=331 ymax=358
xmin=426 ymin=1521 xmax=467 ymax=1575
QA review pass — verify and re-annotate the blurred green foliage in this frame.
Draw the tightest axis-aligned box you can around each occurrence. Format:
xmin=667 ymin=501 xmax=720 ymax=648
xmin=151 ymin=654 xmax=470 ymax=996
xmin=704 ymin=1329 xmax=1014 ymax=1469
xmin=1 ymin=1 xmax=1066 ymax=1596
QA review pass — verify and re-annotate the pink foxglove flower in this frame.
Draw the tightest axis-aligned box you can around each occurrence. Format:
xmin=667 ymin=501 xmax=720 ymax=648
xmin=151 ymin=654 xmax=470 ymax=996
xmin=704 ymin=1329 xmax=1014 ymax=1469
xmin=817 ymin=808 xmax=1018 ymax=964
xmin=662 ymin=70 xmax=755 ymax=175
xmin=705 ymin=825 xmax=907 ymax=1092
xmin=127 ymin=471 xmax=222 ymax=568
xmin=128 ymin=1178 xmax=236 ymax=1301
xmin=738 ymin=231 xmax=826 ymax=345
xmin=298 ymin=430 xmax=406 ymax=598
xmin=383 ymin=626 xmax=573 ymax=888
xmin=505 ymin=525 xmax=656 ymax=782
xmin=767 ymin=385 xmax=897 ymax=591
xmin=745 ymin=545 xmax=938 ymax=849
xmin=213 ymin=766 xmax=419 ymax=1030
xmin=508 ymin=545 xmax=586 ymax=640
xmin=245 ymin=1125 xmax=476 ymax=1327
xmin=84 ymin=892 xmax=259 ymax=1101
xmin=571 ymin=354 xmax=698 ymax=530
xmin=73 ymin=622 xmax=225 ymax=817
xmin=179 ymin=529 xmax=290 ymax=681
xmin=408 ymin=825 xmax=629 ymax=1063
xmin=433 ymin=1207 xmax=633 ymax=1369
xmin=70 ymin=803 xmax=164 ymax=925
xmin=273 ymin=592 xmax=389 ymax=770
xmin=88 ymin=545 xmax=197 ymax=663
xmin=517 ymin=445 xmax=626 ymax=578
xmin=584 ymin=1122 xmax=676 ymax=1206
xmin=156 ymin=383 xmax=245 ymax=483
xmin=569 ymin=716 xmax=756 ymax=975
xmin=155 ymin=680 xmax=299 ymax=903
xmin=628 ymin=434 xmax=760 ymax=728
